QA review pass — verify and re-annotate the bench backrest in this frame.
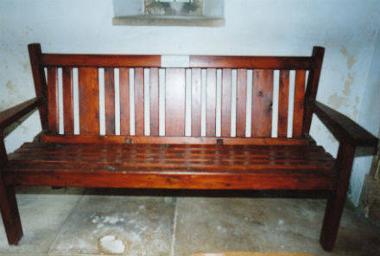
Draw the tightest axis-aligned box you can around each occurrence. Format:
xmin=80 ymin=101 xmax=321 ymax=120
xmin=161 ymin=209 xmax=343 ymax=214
xmin=28 ymin=44 xmax=324 ymax=144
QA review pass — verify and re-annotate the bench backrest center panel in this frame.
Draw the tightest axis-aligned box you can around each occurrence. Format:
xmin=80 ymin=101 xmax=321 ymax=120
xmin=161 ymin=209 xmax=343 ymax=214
xmin=34 ymin=48 xmax=324 ymax=145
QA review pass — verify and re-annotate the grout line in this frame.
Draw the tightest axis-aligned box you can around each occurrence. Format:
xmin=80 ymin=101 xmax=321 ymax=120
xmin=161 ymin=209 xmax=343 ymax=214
xmin=169 ymin=197 xmax=178 ymax=256
xmin=47 ymin=188 xmax=86 ymax=256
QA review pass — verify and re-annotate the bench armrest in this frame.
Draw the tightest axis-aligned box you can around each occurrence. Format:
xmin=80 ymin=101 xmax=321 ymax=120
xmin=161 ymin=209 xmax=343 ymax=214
xmin=313 ymin=101 xmax=378 ymax=148
xmin=0 ymin=98 xmax=42 ymax=133
xmin=0 ymin=98 xmax=42 ymax=167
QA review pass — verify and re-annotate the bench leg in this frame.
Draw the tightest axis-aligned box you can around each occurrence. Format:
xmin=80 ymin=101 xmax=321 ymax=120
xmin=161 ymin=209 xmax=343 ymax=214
xmin=320 ymin=143 xmax=355 ymax=251
xmin=0 ymin=179 xmax=23 ymax=245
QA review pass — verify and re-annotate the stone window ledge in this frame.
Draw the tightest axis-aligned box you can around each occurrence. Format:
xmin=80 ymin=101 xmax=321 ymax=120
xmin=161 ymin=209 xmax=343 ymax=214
xmin=112 ymin=15 xmax=224 ymax=27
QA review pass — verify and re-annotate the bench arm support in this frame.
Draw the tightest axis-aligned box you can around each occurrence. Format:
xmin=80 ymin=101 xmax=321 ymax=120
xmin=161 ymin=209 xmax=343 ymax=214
xmin=313 ymin=101 xmax=378 ymax=149
xmin=0 ymin=98 xmax=42 ymax=166
xmin=314 ymin=100 xmax=379 ymax=250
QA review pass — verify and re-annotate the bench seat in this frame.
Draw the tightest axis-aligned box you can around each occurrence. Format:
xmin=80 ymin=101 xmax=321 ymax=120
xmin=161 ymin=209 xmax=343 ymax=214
xmin=3 ymin=141 xmax=336 ymax=190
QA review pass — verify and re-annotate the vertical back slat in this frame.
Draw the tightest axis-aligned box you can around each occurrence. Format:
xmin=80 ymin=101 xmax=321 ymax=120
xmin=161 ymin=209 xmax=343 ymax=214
xmin=62 ymin=67 xmax=74 ymax=135
xmin=293 ymin=70 xmax=306 ymax=137
xmin=119 ymin=68 xmax=130 ymax=135
xmin=79 ymin=67 xmax=99 ymax=135
xmin=252 ymin=70 xmax=273 ymax=137
xmin=206 ymin=68 xmax=216 ymax=137
xmin=221 ymin=69 xmax=232 ymax=137
xmin=166 ymin=68 xmax=185 ymax=136
xmin=47 ymin=67 xmax=59 ymax=133
xmin=236 ymin=69 xmax=247 ymax=137
xmin=134 ymin=68 xmax=144 ymax=136
xmin=278 ymin=70 xmax=289 ymax=138
xmin=104 ymin=68 xmax=115 ymax=135
xmin=191 ymin=68 xmax=202 ymax=137
xmin=150 ymin=68 xmax=159 ymax=136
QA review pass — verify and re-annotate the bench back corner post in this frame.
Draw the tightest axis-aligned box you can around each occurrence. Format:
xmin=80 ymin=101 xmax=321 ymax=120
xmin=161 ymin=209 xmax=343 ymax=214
xmin=302 ymin=46 xmax=325 ymax=135
xmin=28 ymin=43 xmax=48 ymax=132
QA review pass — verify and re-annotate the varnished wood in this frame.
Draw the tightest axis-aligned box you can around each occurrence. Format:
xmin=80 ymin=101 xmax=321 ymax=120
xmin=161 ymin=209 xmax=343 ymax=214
xmin=4 ymin=171 xmax=334 ymax=191
xmin=0 ymin=136 xmax=7 ymax=167
xmin=190 ymin=56 xmax=313 ymax=69
xmin=166 ymin=69 xmax=185 ymax=136
xmin=0 ymin=136 xmax=23 ymax=245
xmin=28 ymin=43 xmax=48 ymax=130
xmin=150 ymin=68 xmax=159 ymax=136
xmin=221 ymin=69 xmax=232 ymax=137
xmin=314 ymin=101 xmax=378 ymax=148
xmin=3 ymin=44 xmax=378 ymax=251
xmin=320 ymin=143 xmax=355 ymax=251
xmin=206 ymin=69 xmax=216 ymax=137
xmin=40 ymin=134 xmax=312 ymax=145
xmin=47 ymin=67 xmax=59 ymax=133
xmin=119 ymin=68 xmax=130 ymax=135
xmin=62 ymin=68 xmax=74 ymax=135
xmin=134 ymin=68 xmax=144 ymax=136
xmin=293 ymin=70 xmax=306 ymax=138
xmin=278 ymin=70 xmax=289 ymax=138
xmin=79 ymin=68 xmax=99 ymax=135
xmin=303 ymin=47 xmax=324 ymax=134
xmin=252 ymin=70 xmax=273 ymax=137
xmin=104 ymin=68 xmax=115 ymax=135
xmin=236 ymin=69 xmax=247 ymax=137
xmin=191 ymin=68 xmax=202 ymax=137
xmin=4 ymin=143 xmax=335 ymax=190
xmin=0 ymin=179 xmax=23 ymax=245
xmin=0 ymin=98 xmax=41 ymax=132
xmin=42 ymin=54 xmax=161 ymax=67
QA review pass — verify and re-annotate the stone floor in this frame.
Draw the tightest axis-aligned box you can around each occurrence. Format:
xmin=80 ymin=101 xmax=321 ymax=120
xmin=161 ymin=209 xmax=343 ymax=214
xmin=0 ymin=188 xmax=379 ymax=256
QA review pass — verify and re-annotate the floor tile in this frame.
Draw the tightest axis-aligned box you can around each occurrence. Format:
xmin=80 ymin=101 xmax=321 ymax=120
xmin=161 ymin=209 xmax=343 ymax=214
xmin=0 ymin=187 xmax=83 ymax=255
xmin=48 ymin=191 xmax=175 ymax=256
xmin=173 ymin=197 xmax=266 ymax=255
xmin=173 ymin=197 xmax=380 ymax=256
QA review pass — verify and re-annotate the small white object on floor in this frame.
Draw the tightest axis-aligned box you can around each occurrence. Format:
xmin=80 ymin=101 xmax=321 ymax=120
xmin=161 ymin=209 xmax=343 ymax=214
xmin=98 ymin=235 xmax=125 ymax=254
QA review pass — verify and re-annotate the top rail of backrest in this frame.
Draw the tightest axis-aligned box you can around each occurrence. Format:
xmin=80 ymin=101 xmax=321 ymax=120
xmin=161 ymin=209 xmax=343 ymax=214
xmin=189 ymin=55 xmax=314 ymax=70
xmin=41 ymin=54 xmax=162 ymax=67
xmin=40 ymin=51 xmax=316 ymax=70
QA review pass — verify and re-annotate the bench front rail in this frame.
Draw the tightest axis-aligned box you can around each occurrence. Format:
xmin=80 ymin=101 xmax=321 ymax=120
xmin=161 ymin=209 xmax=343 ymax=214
xmin=0 ymin=44 xmax=378 ymax=251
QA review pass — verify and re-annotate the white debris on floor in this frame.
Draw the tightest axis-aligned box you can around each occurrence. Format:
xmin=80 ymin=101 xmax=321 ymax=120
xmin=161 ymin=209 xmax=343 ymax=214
xmin=98 ymin=235 xmax=125 ymax=254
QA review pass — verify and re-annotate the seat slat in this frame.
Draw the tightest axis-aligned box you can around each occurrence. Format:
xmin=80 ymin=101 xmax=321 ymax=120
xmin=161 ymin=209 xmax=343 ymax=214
xmin=62 ymin=67 xmax=74 ymax=135
xmin=252 ymin=70 xmax=273 ymax=137
xmin=119 ymin=68 xmax=130 ymax=135
xmin=79 ymin=67 xmax=99 ymax=135
xmin=47 ymin=67 xmax=59 ymax=133
xmin=11 ymin=145 xmax=331 ymax=160
xmin=3 ymin=170 xmax=334 ymax=191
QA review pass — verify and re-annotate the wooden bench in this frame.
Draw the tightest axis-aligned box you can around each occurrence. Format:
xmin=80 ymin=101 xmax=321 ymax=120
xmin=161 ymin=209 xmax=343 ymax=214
xmin=0 ymin=44 xmax=378 ymax=251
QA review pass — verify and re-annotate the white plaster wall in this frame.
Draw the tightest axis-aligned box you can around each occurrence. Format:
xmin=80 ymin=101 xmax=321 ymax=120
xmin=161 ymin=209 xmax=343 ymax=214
xmin=1 ymin=0 xmax=379 ymax=205
xmin=349 ymin=31 xmax=380 ymax=205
